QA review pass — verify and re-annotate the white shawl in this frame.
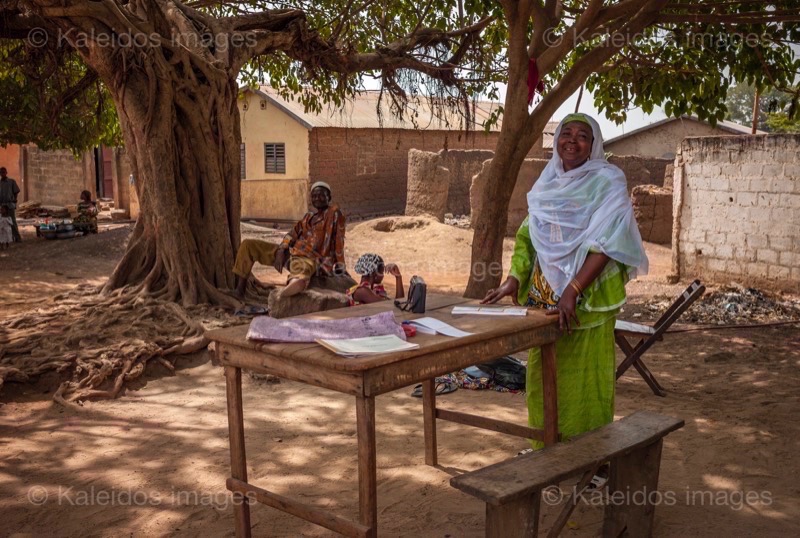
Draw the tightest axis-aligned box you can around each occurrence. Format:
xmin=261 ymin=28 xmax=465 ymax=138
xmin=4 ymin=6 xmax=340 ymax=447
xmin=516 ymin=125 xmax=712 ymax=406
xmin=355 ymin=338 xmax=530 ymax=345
xmin=526 ymin=114 xmax=649 ymax=296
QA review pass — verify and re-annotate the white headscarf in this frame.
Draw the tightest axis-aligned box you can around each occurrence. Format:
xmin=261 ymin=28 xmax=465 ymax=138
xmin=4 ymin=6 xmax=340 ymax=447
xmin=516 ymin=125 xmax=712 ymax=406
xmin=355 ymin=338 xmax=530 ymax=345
xmin=526 ymin=113 xmax=648 ymax=297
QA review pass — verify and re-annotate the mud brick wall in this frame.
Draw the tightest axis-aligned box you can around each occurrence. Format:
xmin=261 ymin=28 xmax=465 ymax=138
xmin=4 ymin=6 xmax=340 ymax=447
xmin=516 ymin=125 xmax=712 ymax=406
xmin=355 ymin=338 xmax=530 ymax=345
xmin=608 ymin=155 xmax=672 ymax=193
xmin=632 ymin=185 xmax=673 ymax=244
xmin=672 ymin=134 xmax=800 ymax=292
xmin=442 ymin=149 xmax=496 ymax=216
xmin=503 ymin=158 xmax=549 ymax=236
xmin=405 ymin=149 xmax=450 ymax=221
xmin=467 ymin=157 xmax=549 ymax=237
xmin=308 ymin=128 xmax=501 ymax=218
xmin=112 ymin=147 xmax=137 ymax=220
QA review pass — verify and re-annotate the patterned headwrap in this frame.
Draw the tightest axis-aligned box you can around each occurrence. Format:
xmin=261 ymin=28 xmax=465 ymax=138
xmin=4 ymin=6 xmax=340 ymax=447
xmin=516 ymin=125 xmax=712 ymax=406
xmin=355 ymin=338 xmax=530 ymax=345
xmin=354 ymin=253 xmax=384 ymax=276
xmin=560 ymin=113 xmax=593 ymax=128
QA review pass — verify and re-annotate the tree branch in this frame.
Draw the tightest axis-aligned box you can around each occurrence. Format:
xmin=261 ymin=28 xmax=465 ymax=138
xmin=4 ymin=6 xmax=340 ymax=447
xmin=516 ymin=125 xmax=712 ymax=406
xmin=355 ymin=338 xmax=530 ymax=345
xmin=221 ymin=8 xmax=306 ymax=32
xmin=659 ymin=12 xmax=800 ymax=23
xmin=531 ymin=0 xmax=672 ymax=134
xmin=665 ymin=0 xmax=794 ymax=9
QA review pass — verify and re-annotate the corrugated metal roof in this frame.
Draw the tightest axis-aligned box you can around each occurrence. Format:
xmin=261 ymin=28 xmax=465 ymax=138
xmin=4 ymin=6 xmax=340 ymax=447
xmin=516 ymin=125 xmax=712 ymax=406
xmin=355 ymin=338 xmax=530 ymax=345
xmin=251 ymin=86 xmax=504 ymax=131
xmin=604 ymin=115 xmax=765 ymax=145
xmin=542 ymin=121 xmax=560 ymax=149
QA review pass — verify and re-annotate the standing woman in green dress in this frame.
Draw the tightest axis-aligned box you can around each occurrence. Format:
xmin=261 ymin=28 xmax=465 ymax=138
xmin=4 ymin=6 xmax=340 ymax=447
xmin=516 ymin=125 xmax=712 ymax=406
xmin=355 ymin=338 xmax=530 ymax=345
xmin=482 ymin=113 xmax=648 ymax=448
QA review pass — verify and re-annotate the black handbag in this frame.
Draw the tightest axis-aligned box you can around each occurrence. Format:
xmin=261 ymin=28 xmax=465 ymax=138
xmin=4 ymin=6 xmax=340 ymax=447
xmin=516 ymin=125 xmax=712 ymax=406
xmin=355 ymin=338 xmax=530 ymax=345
xmin=395 ymin=275 xmax=427 ymax=314
xmin=474 ymin=357 xmax=527 ymax=391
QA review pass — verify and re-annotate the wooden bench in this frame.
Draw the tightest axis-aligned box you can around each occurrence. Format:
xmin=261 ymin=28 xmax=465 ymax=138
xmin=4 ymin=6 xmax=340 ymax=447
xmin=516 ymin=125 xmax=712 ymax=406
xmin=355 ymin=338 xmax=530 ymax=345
xmin=450 ymin=411 xmax=684 ymax=538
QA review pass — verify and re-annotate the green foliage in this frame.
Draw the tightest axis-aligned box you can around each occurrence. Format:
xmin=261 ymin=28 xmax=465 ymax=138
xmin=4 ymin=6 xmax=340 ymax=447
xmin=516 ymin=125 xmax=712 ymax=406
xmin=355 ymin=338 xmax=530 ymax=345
xmin=765 ymin=112 xmax=800 ymax=132
xmin=725 ymin=81 xmax=800 ymax=131
xmin=0 ymin=42 xmax=121 ymax=154
xmin=581 ymin=2 xmax=799 ymax=126
xmin=235 ymin=0 xmax=507 ymax=127
xmin=2 ymin=0 xmax=799 ymax=151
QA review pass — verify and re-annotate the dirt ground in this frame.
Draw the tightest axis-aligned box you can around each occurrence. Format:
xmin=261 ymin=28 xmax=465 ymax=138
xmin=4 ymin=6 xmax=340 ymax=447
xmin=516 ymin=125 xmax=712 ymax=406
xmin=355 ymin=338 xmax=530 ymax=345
xmin=1 ymin=218 xmax=798 ymax=537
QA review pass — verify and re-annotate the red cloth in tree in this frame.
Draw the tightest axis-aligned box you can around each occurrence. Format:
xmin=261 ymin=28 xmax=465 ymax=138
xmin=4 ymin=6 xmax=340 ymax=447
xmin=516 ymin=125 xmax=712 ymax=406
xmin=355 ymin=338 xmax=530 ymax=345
xmin=527 ymin=57 xmax=545 ymax=105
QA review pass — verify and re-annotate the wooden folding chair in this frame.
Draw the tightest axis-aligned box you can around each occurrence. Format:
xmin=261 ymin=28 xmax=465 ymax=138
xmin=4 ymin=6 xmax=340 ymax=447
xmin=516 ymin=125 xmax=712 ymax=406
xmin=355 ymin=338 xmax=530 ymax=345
xmin=615 ymin=279 xmax=705 ymax=396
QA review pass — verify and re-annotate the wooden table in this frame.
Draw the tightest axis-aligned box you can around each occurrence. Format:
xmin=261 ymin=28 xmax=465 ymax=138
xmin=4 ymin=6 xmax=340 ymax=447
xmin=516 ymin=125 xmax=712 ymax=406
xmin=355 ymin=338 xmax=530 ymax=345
xmin=206 ymin=294 xmax=561 ymax=538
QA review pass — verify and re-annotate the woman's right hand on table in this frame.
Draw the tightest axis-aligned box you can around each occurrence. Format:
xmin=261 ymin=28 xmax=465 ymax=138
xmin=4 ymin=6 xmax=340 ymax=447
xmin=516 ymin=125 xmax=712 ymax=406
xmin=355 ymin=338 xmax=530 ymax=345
xmin=481 ymin=277 xmax=520 ymax=305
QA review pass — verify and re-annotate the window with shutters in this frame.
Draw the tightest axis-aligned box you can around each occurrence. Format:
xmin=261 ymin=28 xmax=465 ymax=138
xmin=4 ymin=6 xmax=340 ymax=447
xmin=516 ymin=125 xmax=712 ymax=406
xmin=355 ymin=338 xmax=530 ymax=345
xmin=264 ymin=143 xmax=286 ymax=174
xmin=240 ymin=143 xmax=246 ymax=180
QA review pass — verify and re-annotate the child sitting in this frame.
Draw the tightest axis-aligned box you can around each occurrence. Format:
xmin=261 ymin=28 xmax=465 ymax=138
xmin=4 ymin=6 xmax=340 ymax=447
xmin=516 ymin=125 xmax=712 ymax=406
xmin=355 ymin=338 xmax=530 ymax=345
xmin=0 ymin=205 xmax=13 ymax=249
xmin=347 ymin=253 xmax=405 ymax=306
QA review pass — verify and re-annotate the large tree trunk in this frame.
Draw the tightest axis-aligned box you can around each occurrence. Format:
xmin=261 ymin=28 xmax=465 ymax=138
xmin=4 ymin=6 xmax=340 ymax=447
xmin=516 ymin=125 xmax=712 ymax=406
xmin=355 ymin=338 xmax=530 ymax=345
xmin=463 ymin=0 xmax=649 ymax=299
xmin=463 ymin=6 xmax=550 ymax=299
xmin=102 ymin=64 xmax=242 ymax=307
xmin=464 ymin=125 xmax=536 ymax=299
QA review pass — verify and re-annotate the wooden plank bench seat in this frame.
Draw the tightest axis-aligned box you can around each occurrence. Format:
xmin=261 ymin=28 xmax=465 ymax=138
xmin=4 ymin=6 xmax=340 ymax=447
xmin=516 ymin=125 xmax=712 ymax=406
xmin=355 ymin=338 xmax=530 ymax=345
xmin=450 ymin=410 xmax=684 ymax=538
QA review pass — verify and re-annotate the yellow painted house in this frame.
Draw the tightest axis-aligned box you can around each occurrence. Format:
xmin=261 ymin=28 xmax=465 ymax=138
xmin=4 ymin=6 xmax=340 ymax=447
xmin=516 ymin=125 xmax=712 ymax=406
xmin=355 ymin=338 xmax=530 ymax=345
xmin=238 ymin=89 xmax=313 ymax=221
xmin=237 ymin=86 xmax=505 ymax=220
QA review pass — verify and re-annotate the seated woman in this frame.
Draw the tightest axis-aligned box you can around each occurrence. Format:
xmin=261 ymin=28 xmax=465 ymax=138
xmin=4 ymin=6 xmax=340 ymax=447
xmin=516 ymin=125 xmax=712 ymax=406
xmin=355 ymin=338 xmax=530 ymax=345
xmin=73 ymin=190 xmax=98 ymax=234
xmin=347 ymin=253 xmax=405 ymax=305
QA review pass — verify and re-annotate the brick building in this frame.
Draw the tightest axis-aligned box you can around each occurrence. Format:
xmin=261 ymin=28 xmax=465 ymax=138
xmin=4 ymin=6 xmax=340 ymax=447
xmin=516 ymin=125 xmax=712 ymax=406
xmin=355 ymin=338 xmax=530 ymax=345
xmin=238 ymin=87 xmax=542 ymax=220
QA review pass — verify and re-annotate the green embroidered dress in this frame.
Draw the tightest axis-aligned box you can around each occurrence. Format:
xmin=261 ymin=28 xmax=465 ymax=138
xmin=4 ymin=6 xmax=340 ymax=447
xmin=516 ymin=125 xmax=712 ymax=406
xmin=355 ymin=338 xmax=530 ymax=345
xmin=510 ymin=217 xmax=630 ymax=449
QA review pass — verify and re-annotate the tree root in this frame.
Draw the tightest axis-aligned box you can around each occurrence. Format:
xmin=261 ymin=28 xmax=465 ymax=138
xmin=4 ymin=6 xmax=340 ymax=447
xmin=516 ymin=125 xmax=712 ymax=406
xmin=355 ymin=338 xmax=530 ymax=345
xmin=0 ymin=286 xmax=242 ymax=405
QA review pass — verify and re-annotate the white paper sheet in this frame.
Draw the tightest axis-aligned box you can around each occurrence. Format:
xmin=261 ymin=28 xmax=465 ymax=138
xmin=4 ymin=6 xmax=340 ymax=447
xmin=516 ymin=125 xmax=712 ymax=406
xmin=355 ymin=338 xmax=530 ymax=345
xmin=451 ymin=306 xmax=528 ymax=316
xmin=615 ymin=320 xmax=655 ymax=334
xmin=316 ymin=335 xmax=419 ymax=357
xmin=410 ymin=317 xmax=474 ymax=338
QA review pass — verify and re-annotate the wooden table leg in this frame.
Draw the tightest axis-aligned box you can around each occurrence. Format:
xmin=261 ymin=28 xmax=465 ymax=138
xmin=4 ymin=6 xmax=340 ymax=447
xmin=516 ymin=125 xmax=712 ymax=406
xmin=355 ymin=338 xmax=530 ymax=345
xmin=422 ymin=378 xmax=438 ymax=466
xmin=356 ymin=395 xmax=378 ymax=538
xmin=540 ymin=343 xmax=559 ymax=446
xmin=225 ymin=365 xmax=252 ymax=538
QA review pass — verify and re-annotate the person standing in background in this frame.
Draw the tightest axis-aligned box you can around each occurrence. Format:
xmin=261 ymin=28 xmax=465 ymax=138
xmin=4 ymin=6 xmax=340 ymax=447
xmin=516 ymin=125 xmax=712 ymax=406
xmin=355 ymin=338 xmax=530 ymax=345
xmin=0 ymin=167 xmax=21 ymax=242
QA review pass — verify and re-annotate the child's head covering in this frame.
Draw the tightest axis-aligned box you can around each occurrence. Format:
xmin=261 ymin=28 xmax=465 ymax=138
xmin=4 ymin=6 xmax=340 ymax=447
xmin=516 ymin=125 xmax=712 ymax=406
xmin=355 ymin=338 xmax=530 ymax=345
xmin=354 ymin=253 xmax=384 ymax=275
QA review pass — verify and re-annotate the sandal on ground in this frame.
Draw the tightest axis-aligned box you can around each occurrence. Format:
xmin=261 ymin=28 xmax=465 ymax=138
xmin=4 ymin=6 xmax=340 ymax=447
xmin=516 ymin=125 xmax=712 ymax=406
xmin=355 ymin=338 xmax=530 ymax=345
xmin=588 ymin=474 xmax=608 ymax=489
xmin=234 ymin=304 xmax=269 ymax=317
xmin=410 ymin=381 xmax=458 ymax=397
xmin=588 ymin=463 xmax=610 ymax=490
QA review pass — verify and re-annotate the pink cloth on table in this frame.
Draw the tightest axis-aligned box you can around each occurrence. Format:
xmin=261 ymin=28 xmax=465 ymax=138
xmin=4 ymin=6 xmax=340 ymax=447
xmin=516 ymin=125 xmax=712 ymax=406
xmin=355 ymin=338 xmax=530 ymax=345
xmin=246 ymin=310 xmax=405 ymax=343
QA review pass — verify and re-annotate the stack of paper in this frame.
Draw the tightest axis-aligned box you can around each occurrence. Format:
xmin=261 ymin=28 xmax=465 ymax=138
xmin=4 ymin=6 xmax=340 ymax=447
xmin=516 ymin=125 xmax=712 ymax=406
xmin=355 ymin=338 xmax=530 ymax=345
xmin=408 ymin=317 xmax=473 ymax=337
xmin=316 ymin=335 xmax=419 ymax=357
xmin=452 ymin=306 xmax=528 ymax=316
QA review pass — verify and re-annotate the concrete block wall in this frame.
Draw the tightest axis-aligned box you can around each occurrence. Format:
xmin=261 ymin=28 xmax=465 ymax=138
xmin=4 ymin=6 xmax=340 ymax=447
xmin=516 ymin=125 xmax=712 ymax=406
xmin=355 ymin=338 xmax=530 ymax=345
xmin=308 ymin=128 xmax=502 ymax=218
xmin=23 ymin=147 xmax=93 ymax=206
xmin=672 ymin=134 xmax=800 ymax=292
